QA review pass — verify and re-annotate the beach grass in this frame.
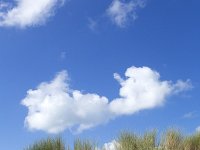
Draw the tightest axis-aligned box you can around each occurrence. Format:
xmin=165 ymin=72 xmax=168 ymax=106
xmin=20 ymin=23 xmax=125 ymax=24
xmin=25 ymin=129 xmax=200 ymax=150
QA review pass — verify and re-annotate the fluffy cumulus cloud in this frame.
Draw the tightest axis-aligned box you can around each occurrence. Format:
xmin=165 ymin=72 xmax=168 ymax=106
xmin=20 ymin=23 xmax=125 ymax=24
xmin=106 ymin=0 xmax=146 ymax=27
xmin=0 ymin=0 xmax=65 ymax=28
xmin=95 ymin=140 xmax=119 ymax=150
xmin=110 ymin=67 xmax=192 ymax=115
xmin=22 ymin=71 xmax=112 ymax=133
xmin=22 ymin=66 xmax=191 ymax=133
xmin=102 ymin=140 xmax=119 ymax=150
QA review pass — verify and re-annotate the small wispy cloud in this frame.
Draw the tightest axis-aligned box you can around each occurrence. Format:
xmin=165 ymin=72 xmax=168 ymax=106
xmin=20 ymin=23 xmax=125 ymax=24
xmin=183 ymin=111 xmax=197 ymax=119
xmin=60 ymin=51 xmax=67 ymax=60
xmin=21 ymin=66 xmax=191 ymax=134
xmin=88 ymin=18 xmax=98 ymax=31
xmin=0 ymin=1 xmax=10 ymax=9
xmin=106 ymin=0 xmax=146 ymax=27
xmin=172 ymin=80 xmax=193 ymax=94
xmin=0 ymin=0 xmax=65 ymax=28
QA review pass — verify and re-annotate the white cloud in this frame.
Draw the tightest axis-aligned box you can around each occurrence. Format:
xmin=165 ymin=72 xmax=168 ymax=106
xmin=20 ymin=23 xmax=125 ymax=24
xmin=21 ymin=66 xmax=191 ymax=133
xmin=110 ymin=66 xmax=191 ymax=115
xmin=102 ymin=140 xmax=119 ymax=150
xmin=21 ymin=71 xmax=112 ymax=133
xmin=196 ymin=126 xmax=200 ymax=132
xmin=106 ymin=0 xmax=146 ymax=27
xmin=0 ymin=0 xmax=65 ymax=28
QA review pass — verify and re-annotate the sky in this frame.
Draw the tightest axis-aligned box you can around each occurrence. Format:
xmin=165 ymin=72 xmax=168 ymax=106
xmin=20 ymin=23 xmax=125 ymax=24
xmin=0 ymin=0 xmax=200 ymax=149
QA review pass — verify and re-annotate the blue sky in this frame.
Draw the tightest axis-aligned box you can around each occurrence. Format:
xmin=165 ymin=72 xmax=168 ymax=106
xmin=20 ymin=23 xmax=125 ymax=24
xmin=0 ymin=0 xmax=200 ymax=149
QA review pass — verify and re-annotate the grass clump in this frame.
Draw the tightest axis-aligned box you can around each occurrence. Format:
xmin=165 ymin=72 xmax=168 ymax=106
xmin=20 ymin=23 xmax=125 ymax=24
xmin=118 ymin=132 xmax=139 ymax=150
xmin=25 ymin=129 xmax=200 ymax=150
xmin=25 ymin=137 xmax=65 ymax=150
xmin=74 ymin=139 xmax=96 ymax=150
xmin=183 ymin=133 xmax=200 ymax=150
xmin=118 ymin=131 xmax=157 ymax=150
xmin=141 ymin=131 xmax=157 ymax=150
xmin=160 ymin=129 xmax=183 ymax=150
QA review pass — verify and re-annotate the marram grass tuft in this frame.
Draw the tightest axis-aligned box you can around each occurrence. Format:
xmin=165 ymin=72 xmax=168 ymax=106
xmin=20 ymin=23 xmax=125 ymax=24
xmin=25 ymin=129 xmax=200 ymax=150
